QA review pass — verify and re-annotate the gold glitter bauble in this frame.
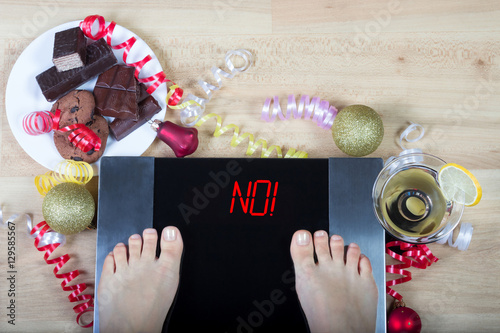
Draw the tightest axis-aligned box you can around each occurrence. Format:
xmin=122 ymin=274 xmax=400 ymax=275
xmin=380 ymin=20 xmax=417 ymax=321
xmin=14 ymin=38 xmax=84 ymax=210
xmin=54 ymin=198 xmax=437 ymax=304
xmin=42 ymin=182 xmax=95 ymax=235
xmin=332 ymin=105 xmax=384 ymax=157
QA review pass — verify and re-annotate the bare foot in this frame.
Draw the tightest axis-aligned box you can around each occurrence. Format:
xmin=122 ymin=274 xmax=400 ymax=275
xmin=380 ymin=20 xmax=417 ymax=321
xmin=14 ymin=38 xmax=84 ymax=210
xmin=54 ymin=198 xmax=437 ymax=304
xmin=98 ymin=227 xmax=183 ymax=333
xmin=290 ymin=230 xmax=378 ymax=333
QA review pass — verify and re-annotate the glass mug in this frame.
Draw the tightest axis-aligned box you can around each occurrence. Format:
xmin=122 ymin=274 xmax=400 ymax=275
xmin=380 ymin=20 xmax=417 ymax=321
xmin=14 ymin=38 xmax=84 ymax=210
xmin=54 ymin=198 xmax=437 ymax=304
xmin=373 ymin=152 xmax=464 ymax=244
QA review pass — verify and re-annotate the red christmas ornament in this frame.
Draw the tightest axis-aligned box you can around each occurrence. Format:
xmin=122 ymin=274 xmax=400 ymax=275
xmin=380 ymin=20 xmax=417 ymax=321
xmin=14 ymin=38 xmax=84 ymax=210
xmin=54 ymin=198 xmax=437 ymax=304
xmin=388 ymin=301 xmax=422 ymax=333
xmin=151 ymin=120 xmax=199 ymax=158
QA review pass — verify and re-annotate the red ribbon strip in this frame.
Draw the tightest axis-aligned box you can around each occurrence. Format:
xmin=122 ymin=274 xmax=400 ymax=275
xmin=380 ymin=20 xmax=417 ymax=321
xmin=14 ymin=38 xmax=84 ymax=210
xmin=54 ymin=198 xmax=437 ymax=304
xmin=23 ymin=111 xmax=53 ymax=135
xmin=386 ymin=241 xmax=439 ymax=301
xmin=52 ymin=109 xmax=101 ymax=153
xmin=23 ymin=110 xmax=101 ymax=153
xmin=30 ymin=221 xmax=94 ymax=327
xmin=79 ymin=15 xmax=183 ymax=105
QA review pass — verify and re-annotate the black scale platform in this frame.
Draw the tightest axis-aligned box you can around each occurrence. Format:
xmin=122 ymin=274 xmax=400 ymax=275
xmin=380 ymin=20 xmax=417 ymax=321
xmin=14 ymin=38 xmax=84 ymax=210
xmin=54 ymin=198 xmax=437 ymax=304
xmin=94 ymin=157 xmax=386 ymax=333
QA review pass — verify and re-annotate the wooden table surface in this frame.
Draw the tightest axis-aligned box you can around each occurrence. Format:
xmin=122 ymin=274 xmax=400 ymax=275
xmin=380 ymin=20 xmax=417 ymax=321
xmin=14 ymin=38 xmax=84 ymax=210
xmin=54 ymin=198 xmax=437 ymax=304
xmin=1 ymin=1 xmax=499 ymax=332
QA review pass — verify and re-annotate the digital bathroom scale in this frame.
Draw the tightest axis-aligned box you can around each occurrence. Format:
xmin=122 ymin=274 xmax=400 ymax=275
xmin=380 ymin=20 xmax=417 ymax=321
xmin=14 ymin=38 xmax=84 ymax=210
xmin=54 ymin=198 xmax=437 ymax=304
xmin=94 ymin=157 xmax=386 ymax=332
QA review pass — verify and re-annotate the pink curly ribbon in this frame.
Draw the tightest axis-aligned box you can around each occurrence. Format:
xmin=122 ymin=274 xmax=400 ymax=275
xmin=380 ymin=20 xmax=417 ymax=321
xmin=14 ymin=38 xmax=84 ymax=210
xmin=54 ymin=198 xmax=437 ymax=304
xmin=30 ymin=221 xmax=94 ymax=327
xmin=23 ymin=109 xmax=101 ymax=153
xmin=23 ymin=111 xmax=53 ymax=135
xmin=386 ymin=241 xmax=439 ymax=301
xmin=261 ymin=95 xmax=338 ymax=130
xmin=79 ymin=15 xmax=183 ymax=105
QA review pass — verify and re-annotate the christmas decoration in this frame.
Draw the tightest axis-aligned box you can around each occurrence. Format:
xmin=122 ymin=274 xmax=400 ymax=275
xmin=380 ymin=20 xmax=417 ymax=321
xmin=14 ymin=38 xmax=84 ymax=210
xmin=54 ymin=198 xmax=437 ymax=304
xmin=195 ymin=113 xmax=308 ymax=158
xmin=388 ymin=300 xmax=422 ymax=333
xmin=30 ymin=160 xmax=95 ymax=326
xmin=151 ymin=120 xmax=199 ymax=157
xmin=172 ymin=49 xmax=253 ymax=126
xmin=42 ymin=182 xmax=95 ymax=235
xmin=332 ymin=104 xmax=384 ymax=157
xmin=23 ymin=109 xmax=101 ymax=153
xmin=385 ymin=241 xmax=439 ymax=333
xmin=261 ymin=94 xmax=337 ymax=129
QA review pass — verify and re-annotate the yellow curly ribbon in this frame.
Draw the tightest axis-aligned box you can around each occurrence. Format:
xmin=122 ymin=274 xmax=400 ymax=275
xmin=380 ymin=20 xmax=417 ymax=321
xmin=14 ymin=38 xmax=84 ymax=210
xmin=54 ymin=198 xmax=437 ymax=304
xmin=35 ymin=160 xmax=94 ymax=196
xmin=195 ymin=113 xmax=308 ymax=158
xmin=168 ymin=98 xmax=200 ymax=111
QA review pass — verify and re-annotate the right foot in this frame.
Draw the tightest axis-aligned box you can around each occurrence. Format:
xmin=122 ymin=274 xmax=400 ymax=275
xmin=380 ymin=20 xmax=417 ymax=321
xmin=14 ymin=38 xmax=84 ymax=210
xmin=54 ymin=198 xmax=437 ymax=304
xmin=98 ymin=227 xmax=184 ymax=333
xmin=290 ymin=230 xmax=378 ymax=333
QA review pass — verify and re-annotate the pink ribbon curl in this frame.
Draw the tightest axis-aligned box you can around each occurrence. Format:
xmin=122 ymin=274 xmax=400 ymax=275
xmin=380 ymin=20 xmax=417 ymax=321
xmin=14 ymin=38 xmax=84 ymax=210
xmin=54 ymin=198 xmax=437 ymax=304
xmin=261 ymin=95 xmax=338 ymax=130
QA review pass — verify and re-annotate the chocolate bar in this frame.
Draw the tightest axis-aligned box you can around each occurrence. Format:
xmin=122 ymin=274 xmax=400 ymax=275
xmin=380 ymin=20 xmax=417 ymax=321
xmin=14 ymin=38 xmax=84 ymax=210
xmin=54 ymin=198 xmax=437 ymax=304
xmin=36 ymin=39 xmax=117 ymax=102
xmin=93 ymin=65 xmax=139 ymax=119
xmin=52 ymin=27 xmax=86 ymax=72
xmin=110 ymin=95 xmax=161 ymax=141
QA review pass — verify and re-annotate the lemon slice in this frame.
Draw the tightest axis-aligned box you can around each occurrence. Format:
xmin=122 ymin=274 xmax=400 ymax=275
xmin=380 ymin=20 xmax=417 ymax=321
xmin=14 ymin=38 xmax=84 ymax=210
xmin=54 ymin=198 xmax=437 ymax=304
xmin=438 ymin=163 xmax=482 ymax=206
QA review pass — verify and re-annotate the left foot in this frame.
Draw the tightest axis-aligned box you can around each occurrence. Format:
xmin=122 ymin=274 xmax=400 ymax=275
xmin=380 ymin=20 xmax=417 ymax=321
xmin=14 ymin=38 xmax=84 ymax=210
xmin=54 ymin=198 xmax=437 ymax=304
xmin=98 ymin=227 xmax=183 ymax=333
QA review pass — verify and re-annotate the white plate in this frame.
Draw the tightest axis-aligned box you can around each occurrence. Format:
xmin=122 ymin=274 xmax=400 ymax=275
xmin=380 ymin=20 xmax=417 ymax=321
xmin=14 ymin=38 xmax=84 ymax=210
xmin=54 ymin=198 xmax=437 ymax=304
xmin=5 ymin=20 xmax=166 ymax=174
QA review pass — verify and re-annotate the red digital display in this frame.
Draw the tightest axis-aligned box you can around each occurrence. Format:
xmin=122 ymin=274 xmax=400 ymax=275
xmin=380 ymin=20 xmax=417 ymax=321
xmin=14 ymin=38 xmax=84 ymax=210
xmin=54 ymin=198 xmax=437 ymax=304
xmin=230 ymin=180 xmax=279 ymax=216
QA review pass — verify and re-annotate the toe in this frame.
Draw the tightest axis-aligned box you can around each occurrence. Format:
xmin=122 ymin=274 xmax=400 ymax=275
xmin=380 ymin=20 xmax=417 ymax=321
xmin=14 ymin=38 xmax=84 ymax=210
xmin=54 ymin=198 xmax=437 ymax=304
xmin=313 ymin=230 xmax=331 ymax=262
xmin=141 ymin=228 xmax=158 ymax=261
xmin=290 ymin=230 xmax=315 ymax=271
xmin=329 ymin=235 xmax=345 ymax=263
xmin=359 ymin=254 xmax=373 ymax=277
xmin=113 ymin=243 xmax=128 ymax=272
xmin=102 ymin=251 xmax=116 ymax=275
xmin=345 ymin=243 xmax=361 ymax=272
xmin=159 ymin=226 xmax=184 ymax=271
xmin=128 ymin=234 xmax=142 ymax=265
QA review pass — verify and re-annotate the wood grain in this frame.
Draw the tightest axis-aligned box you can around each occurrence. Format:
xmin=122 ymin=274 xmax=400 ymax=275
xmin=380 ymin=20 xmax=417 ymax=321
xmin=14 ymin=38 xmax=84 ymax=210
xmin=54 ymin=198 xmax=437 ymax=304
xmin=0 ymin=1 xmax=499 ymax=332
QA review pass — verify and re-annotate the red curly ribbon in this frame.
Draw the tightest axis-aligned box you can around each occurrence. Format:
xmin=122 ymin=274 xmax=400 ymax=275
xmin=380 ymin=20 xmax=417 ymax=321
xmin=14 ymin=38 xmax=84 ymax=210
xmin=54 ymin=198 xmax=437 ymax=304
xmin=23 ymin=111 xmax=53 ymax=135
xmin=386 ymin=241 xmax=439 ymax=301
xmin=23 ymin=109 xmax=101 ymax=153
xmin=79 ymin=15 xmax=183 ymax=104
xmin=30 ymin=221 xmax=94 ymax=327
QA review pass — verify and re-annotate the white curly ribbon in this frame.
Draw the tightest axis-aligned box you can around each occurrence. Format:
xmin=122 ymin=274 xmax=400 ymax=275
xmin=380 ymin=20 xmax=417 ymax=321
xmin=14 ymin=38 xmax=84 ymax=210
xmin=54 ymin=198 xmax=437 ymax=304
xmin=0 ymin=205 xmax=63 ymax=246
xmin=398 ymin=122 xmax=425 ymax=150
xmin=26 ymin=216 xmax=66 ymax=247
xmin=436 ymin=222 xmax=473 ymax=251
xmin=178 ymin=49 xmax=253 ymax=127
xmin=1 ymin=206 xmax=29 ymax=228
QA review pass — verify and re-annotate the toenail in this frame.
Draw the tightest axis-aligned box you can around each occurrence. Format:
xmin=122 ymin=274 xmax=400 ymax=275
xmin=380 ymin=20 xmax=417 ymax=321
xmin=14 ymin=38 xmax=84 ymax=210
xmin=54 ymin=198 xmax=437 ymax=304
xmin=116 ymin=242 xmax=125 ymax=247
xmin=144 ymin=228 xmax=157 ymax=234
xmin=315 ymin=230 xmax=327 ymax=237
xmin=296 ymin=231 xmax=310 ymax=246
xmin=130 ymin=234 xmax=141 ymax=239
xmin=331 ymin=235 xmax=342 ymax=241
xmin=163 ymin=227 xmax=177 ymax=241
xmin=349 ymin=243 xmax=359 ymax=248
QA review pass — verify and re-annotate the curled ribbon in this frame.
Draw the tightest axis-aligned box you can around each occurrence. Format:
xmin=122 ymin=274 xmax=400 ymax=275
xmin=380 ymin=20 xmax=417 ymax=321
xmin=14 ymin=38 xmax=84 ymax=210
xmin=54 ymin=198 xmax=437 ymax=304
xmin=35 ymin=160 xmax=94 ymax=196
xmin=79 ymin=15 xmax=182 ymax=104
xmin=386 ymin=241 xmax=439 ymax=301
xmin=173 ymin=49 xmax=253 ymax=126
xmin=22 ymin=111 xmax=53 ymax=135
xmin=261 ymin=95 xmax=338 ymax=129
xmin=29 ymin=220 xmax=94 ymax=327
xmin=195 ymin=113 xmax=308 ymax=158
xmin=436 ymin=222 xmax=473 ymax=251
xmin=0 ymin=206 xmax=30 ymax=228
xmin=23 ymin=109 xmax=101 ymax=153
xmin=398 ymin=122 xmax=425 ymax=150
